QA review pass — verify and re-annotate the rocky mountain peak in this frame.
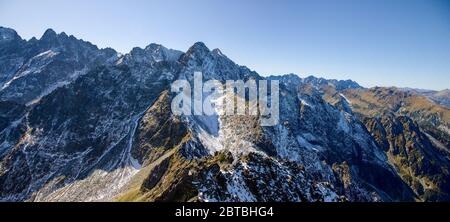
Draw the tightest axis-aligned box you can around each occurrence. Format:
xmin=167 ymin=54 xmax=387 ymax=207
xmin=0 ymin=26 xmax=21 ymax=42
xmin=126 ymin=43 xmax=182 ymax=64
xmin=212 ymin=48 xmax=224 ymax=56
xmin=144 ymin=43 xmax=163 ymax=51
xmin=0 ymin=27 xmax=119 ymax=104
xmin=40 ymin=28 xmax=58 ymax=41
xmin=144 ymin=43 xmax=183 ymax=62
xmin=185 ymin=42 xmax=210 ymax=57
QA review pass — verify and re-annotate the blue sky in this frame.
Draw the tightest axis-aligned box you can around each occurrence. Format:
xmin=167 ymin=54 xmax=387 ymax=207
xmin=1 ymin=0 xmax=449 ymax=90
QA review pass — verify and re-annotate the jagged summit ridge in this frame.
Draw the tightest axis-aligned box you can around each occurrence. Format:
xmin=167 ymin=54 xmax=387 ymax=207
xmin=0 ymin=27 xmax=118 ymax=104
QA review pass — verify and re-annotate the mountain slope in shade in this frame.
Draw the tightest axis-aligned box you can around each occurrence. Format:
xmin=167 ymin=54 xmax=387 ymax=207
xmin=363 ymin=116 xmax=450 ymax=201
xmin=0 ymin=28 xmax=448 ymax=202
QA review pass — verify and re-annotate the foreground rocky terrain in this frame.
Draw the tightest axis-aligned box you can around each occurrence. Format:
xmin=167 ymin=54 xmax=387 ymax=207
xmin=0 ymin=27 xmax=448 ymax=202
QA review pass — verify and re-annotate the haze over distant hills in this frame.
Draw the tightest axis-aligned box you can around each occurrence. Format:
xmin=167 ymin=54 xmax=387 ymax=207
xmin=0 ymin=27 xmax=449 ymax=202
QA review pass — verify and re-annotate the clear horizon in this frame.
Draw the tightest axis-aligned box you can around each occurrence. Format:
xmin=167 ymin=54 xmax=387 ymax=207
xmin=1 ymin=0 xmax=449 ymax=90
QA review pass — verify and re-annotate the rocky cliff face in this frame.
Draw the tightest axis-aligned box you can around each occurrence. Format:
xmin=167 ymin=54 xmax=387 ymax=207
xmin=0 ymin=28 xmax=448 ymax=202
xmin=286 ymin=76 xmax=450 ymax=201
xmin=363 ymin=116 xmax=450 ymax=201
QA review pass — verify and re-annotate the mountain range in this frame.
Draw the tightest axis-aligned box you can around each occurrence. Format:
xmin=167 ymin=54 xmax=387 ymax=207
xmin=0 ymin=27 xmax=449 ymax=202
